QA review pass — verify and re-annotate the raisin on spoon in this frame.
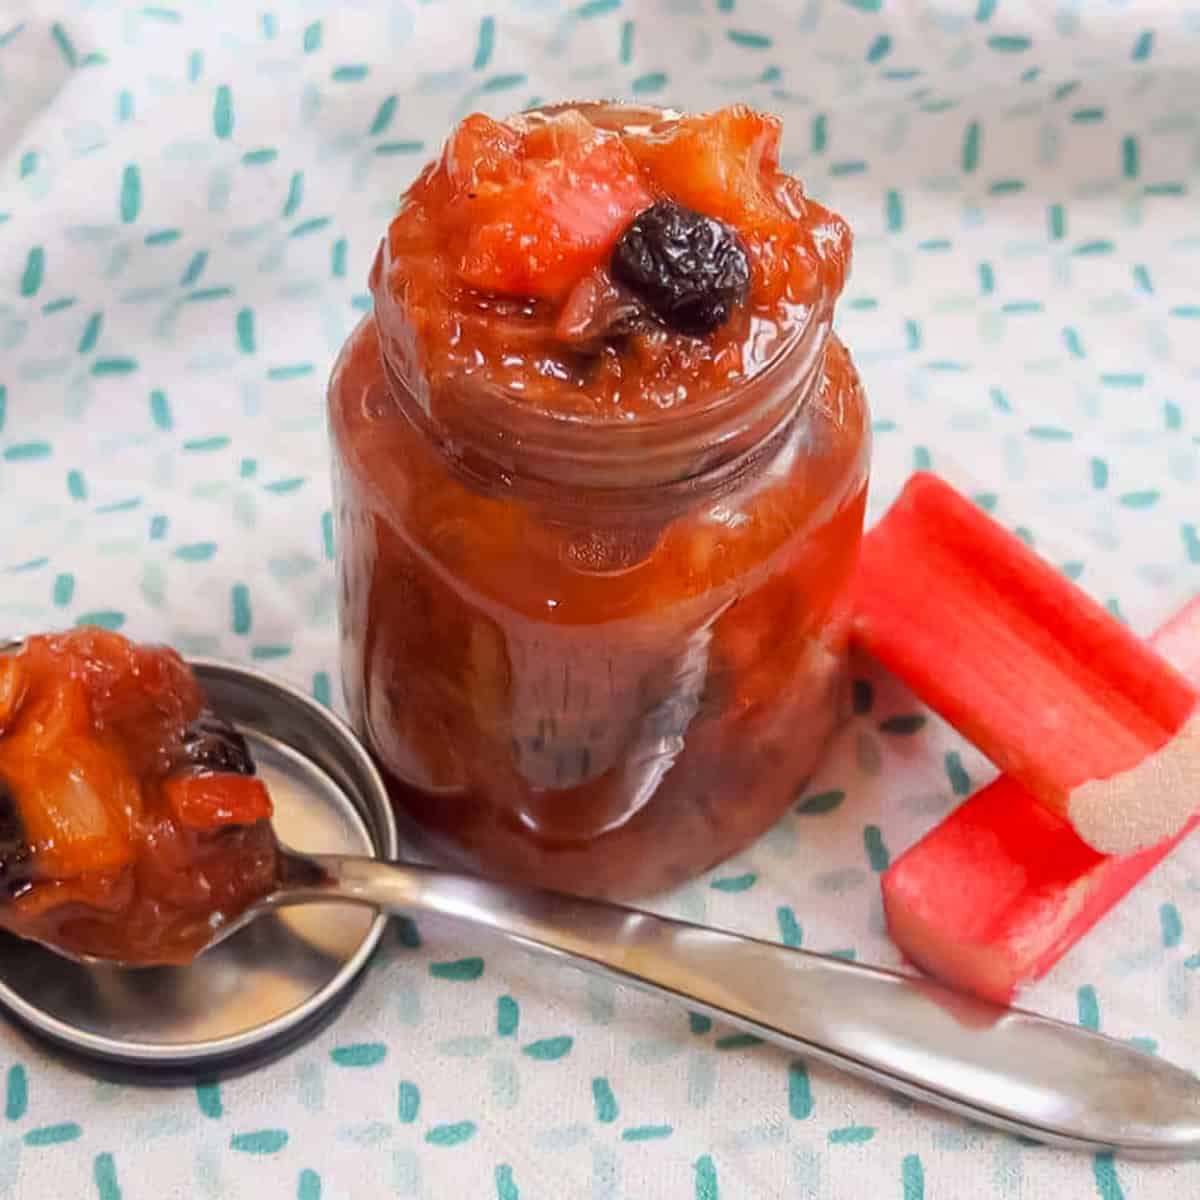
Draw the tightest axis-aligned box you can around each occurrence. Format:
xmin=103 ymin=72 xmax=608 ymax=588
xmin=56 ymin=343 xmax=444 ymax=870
xmin=0 ymin=779 xmax=34 ymax=897
xmin=177 ymin=711 xmax=256 ymax=776
xmin=611 ymin=200 xmax=751 ymax=337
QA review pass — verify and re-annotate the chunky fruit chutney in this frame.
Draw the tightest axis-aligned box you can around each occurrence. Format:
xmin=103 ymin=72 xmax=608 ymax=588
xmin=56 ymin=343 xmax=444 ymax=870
xmin=330 ymin=103 xmax=869 ymax=898
xmin=0 ymin=629 xmax=277 ymax=964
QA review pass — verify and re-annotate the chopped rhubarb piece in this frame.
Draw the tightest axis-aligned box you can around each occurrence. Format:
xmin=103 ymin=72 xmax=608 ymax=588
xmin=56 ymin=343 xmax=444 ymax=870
xmin=853 ymin=472 xmax=1199 ymax=854
xmin=443 ymin=111 xmax=653 ymax=301
xmin=882 ymin=595 xmax=1200 ymax=1003
xmin=0 ymin=675 xmax=140 ymax=879
xmin=622 ymin=104 xmax=784 ymax=231
xmin=164 ymin=774 xmax=272 ymax=831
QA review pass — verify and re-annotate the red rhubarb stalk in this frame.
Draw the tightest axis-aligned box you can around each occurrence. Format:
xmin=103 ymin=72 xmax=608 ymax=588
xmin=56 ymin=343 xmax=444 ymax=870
xmin=882 ymin=594 xmax=1200 ymax=1003
xmin=852 ymin=472 xmax=1199 ymax=854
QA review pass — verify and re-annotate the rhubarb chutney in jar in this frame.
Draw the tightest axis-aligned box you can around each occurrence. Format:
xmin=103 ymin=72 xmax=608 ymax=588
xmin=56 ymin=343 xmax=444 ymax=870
xmin=329 ymin=102 xmax=869 ymax=898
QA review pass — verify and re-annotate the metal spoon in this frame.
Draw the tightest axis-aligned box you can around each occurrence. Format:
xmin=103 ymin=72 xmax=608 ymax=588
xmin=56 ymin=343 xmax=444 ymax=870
xmin=55 ymin=847 xmax=1200 ymax=1159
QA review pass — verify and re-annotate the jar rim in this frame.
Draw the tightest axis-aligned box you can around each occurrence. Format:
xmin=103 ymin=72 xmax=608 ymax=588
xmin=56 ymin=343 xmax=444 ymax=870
xmin=375 ymin=248 xmax=831 ymax=493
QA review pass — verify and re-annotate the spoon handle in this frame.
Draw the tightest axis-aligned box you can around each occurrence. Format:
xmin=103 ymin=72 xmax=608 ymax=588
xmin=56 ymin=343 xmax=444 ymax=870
xmin=302 ymin=854 xmax=1200 ymax=1158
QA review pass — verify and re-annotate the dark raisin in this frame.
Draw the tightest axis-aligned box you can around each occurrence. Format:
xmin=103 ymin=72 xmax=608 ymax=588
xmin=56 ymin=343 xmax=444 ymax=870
xmin=178 ymin=711 xmax=256 ymax=776
xmin=0 ymin=779 xmax=34 ymax=898
xmin=610 ymin=200 xmax=751 ymax=337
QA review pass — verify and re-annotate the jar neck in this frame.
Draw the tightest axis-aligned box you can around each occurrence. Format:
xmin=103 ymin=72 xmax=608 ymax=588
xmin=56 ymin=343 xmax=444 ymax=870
xmin=372 ymin=245 xmax=832 ymax=509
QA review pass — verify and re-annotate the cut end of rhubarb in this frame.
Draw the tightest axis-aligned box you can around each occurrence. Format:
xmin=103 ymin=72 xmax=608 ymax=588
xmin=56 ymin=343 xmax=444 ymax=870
xmin=1067 ymin=708 xmax=1200 ymax=855
xmin=883 ymin=892 xmax=1019 ymax=1007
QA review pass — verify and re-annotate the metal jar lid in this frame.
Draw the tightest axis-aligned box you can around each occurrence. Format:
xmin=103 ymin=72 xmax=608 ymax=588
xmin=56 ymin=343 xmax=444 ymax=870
xmin=0 ymin=658 xmax=398 ymax=1077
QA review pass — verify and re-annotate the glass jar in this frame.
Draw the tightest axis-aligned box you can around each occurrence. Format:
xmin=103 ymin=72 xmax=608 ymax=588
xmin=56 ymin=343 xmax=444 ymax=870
xmin=328 ymin=106 xmax=870 ymax=899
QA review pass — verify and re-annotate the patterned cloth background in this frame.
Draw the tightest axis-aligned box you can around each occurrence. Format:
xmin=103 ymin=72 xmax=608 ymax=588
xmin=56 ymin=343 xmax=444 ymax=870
xmin=1 ymin=1 xmax=1199 ymax=1196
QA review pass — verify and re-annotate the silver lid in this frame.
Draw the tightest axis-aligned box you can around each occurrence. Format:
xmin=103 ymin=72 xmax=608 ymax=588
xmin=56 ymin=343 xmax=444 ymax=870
xmin=0 ymin=658 xmax=397 ymax=1074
